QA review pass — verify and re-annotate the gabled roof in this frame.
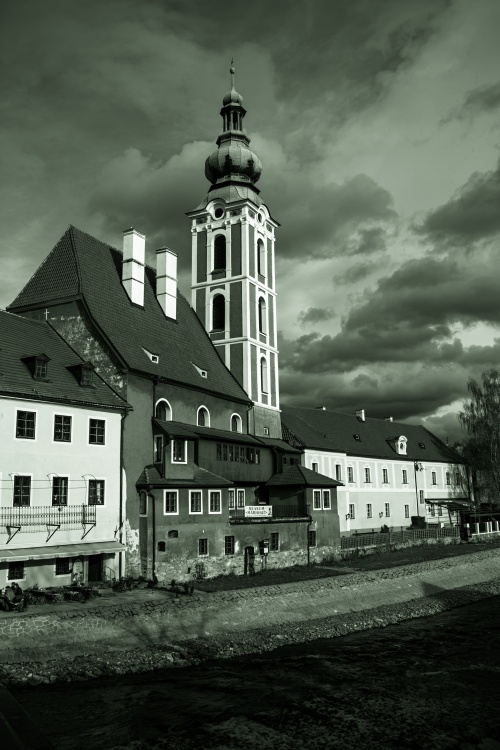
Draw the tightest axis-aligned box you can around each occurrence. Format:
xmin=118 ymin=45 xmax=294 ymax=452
xmin=0 ymin=311 xmax=128 ymax=410
xmin=153 ymin=418 xmax=263 ymax=445
xmin=8 ymin=226 xmax=251 ymax=404
xmin=281 ymin=406 xmax=461 ymax=464
xmin=136 ymin=464 xmax=233 ymax=488
xmin=266 ymin=464 xmax=343 ymax=487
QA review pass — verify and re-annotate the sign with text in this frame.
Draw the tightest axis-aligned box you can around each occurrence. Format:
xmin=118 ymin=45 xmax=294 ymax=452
xmin=244 ymin=505 xmax=273 ymax=518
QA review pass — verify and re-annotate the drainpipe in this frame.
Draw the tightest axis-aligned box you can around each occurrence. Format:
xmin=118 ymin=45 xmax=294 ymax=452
xmin=306 ymin=501 xmax=312 ymax=566
xmin=413 ymin=461 xmax=422 ymax=517
xmin=147 ymin=488 xmax=156 ymax=580
xmin=118 ymin=411 xmax=127 ymax=579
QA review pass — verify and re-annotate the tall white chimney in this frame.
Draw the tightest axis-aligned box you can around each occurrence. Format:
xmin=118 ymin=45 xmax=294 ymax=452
xmin=355 ymin=409 xmax=365 ymax=422
xmin=122 ymin=228 xmax=145 ymax=307
xmin=156 ymin=246 xmax=177 ymax=320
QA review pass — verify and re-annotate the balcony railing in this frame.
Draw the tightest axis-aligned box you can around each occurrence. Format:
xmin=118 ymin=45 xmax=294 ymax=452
xmin=0 ymin=504 xmax=97 ymax=529
xmin=229 ymin=504 xmax=308 ymax=522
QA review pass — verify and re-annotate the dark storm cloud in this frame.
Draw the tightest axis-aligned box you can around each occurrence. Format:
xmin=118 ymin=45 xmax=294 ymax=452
xmin=445 ymin=80 xmax=500 ymax=121
xmin=417 ymin=159 xmax=500 ymax=246
xmin=338 ymin=261 xmax=376 ymax=285
xmin=351 ymin=227 xmax=387 ymax=256
xmin=298 ymin=307 xmax=336 ymax=326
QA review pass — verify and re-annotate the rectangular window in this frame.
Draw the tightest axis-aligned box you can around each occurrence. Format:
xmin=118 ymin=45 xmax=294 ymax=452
xmin=228 ymin=445 xmax=234 ymax=461
xmin=224 ymin=535 xmax=235 ymax=555
xmin=255 ymin=449 xmax=260 ymax=465
xmin=364 ymin=467 xmax=371 ymax=483
xmin=347 ymin=466 xmax=354 ymax=483
xmin=308 ymin=530 xmax=316 ymax=547
xmin=198 ymin=538 xmax=208 ymax=556
xmin=432 ymin=471 xmax=437 ymax=485
xmin=172 ymin=439 xmax=186 ymax=463
xmin=366 ymin=503 xmax=372 ymax=519
xmin=139 ymin=493 xmax=148 ymax=515
xmin=55 ymin=558 xmax=71 ymax=576
xmin=446 ymin=472 xmax=451 ymax=485
xmin=217 ymin=443 xmax=222 ymax=460
xmin=312 ymin=462 xmax=318 ymax=472
xmin=209 ymin=491 xmax=221 ymax=513
xmin=335 ymin=465 xmax=342 ymax=481
xmin=430 ymin=504 xmax=436 ymax=517
xmin=385 ymin=503 xmax=390 ymax=517
xmin=89 ymin=418 xmax=105 ymax=445
xmin=438 ymin=505 xmax=443 ymax=516
xmin=13 ymin=476 xmax=31 ymax=506
xmin=313 ymin=490 xmax=321 ymax=510
xmin=419 ymin=490 xmax=424 ymax=504
xmin=223 ymin=444 xmax=228 ymax=461
xmin=270 ymin=532 xmax=279 ymax=551
xmin=88 ymin=479 xmax=105 ymax=506
xmin=405 ymin=504 xmax=410 ymax=518
xmin=349 ymin=503 xmax=355 ymax=519
xmin=228 ymin=489 xmax=235 ymax=510
xmin=323 ymin=490 xmax=331 ymax=509
xmin=382 ymin=468 xmax=389 ymax=484
xmin=16 ymin=410 xmax=36 ymax=439
xmin=52 ymin=476 xmax=68 ymax=506
xmin=240 ymin=447 xmax=245 ymax=462
xmin=190 ymin=491 xmax=202 ymax=514
xmin=237 ymin=489 xmax=245 ymax=509
xmin=8 ymin=561 xmax=25 ymax=581
xmin=54 ymin=415 xmax=72 ymax=442
xmin=35 ymin=359 xmax=48 ymax=380
xmin=154 ymin=435 xmax=164 ymax=463
xmin=164 ymin=491 xmax=178 ymax=514
xmin=402 ymin=469 xmax=408 ymax=484
xmin=247 ymin=448 xmax=255 ymax=463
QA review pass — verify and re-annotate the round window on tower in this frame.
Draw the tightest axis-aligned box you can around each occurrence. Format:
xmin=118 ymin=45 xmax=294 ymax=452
xmin=214 ymin=207 xmax=224 ymax=219
xmin=258 ymin=212 xmax=264 ymax=223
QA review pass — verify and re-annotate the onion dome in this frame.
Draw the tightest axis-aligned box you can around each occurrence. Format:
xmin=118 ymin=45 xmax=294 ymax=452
xmin=203 ymin=62 xmax=262 ymax=195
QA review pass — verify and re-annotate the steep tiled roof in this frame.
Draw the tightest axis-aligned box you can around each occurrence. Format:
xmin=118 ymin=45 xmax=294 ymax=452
xmin=281 ymin=406 xmax=461 ymax=464
xmin=266 ymin=464 xmax=343 ymax=487
xmin=136 ymin=465 xmax=233 ymax=488
xmin=0 ymin=311 xmax=128 ymax=410
xmin=8 ymin=226 xmax=251 ymax=404
xmin=153 ymin=419 xmax=264 ymax=445
xmin=256 ymin=437 xmax=303 ymax=454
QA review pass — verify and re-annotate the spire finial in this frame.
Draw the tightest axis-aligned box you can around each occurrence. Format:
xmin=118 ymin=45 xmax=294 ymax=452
xmin=230 ymin=59 xmax=235 ymax=89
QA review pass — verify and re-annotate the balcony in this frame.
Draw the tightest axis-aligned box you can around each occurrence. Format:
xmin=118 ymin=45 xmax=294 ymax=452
xmin=229 ymin=504 xmax=309 ymax=524
xmin=0 ymin=505 xmax=97 ymax=542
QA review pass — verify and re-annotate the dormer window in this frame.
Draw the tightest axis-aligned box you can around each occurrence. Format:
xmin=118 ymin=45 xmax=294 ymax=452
xmin=21 ymin=354 xmax=50 ymax=381
xmin=67 ymin=361 xmax=95 ymax=387
xmin=395 ymin=436 xmax=408 ymax=456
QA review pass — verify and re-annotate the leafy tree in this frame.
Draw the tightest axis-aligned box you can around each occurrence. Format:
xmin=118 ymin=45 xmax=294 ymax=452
xmin=459 ymin=369 xmax=500 ymax=508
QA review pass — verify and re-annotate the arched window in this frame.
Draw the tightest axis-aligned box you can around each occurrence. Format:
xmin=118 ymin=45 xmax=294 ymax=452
xmin=213 ymin=235 xmax=226 ymax=271
xmin=155 ymin=399 xmax=172 ymax=421
xmin=258 ymin=297 xmax=267 ymax=334
xmin=257 ymin=239 xmax=265 ymax=276
xmin=197 ymin=406 xmax=210 ymax=427
xmin=212 ymin=294 xmax=225 ymax=331
xmin=231 ymin=414 xmax=242 ymax=433
xmin=260 ymin=357 xmax=269 ymax=394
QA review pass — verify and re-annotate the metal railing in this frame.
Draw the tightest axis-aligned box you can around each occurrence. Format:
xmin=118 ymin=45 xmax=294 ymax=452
xmin=229 ymin=504 xmax=308 ymax=521
xmin=0 ymin=504 xmax=97 ymax=529
xmin=340 ymin=526 xmax=460 ymax=549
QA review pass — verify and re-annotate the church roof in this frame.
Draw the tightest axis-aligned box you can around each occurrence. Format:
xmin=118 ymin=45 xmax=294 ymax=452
xmin=281 ymin=406 xmax=462 ymax=465
xmin=136 ymin=464 xmax=233 ymax=488
xmin=265 ymin=464 xmax=343 ymax=487
xmin=8 ymin=226 xmax=251 ymax=404
xmin=0 ymin=310 xmax=128 ymax=410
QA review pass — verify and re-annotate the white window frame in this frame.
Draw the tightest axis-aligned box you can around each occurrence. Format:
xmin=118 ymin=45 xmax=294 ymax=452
xmin=405 ymin=504 xmax=410 ymax=518
xmin=402 ymin=469 xmax=408 ymax=484
xmin=11 ymin=472 xmax=33 ymax=507
xmin=385 ymin=502 xmax=390 ymax=517
xmin=189 ymin=489 xmax=203 ymax=515
xmin=382 ymin=468 xmax=389 ymax=484
xmin=88 ymin=415 xmax=106 ymax=446
xmin=171 ymin=439 xmax=187 ymax=464
xmin=257 ymin=295 xmax=267 ymax=336
xmin=209 ymin=290 xmax=227 ymax=332
xmin=312 ymin=462 xmax=319 ymax=473
xmin=236 ymin=488 xmax=245 ymax=509
xmin=54 ymin=557 xmax=72 ymax=577
xmin=322 ymin=490 xmax=331 ymax=510
xmin=164 ymin=489 xmax=179 ymax=516
xmin=335 ymin=464 xmax=342 ymax=482
xmin=154 ymin=434 xmax=164 ymax=463
xmin=364 ymin=467 xmax=371 ymax=483
xmin=312 ymin=489 xmax=322 ymax=510
xmin=52 ymin=412 xmax=73 ymax=444
xmin=347 ymin=466 xmax=354 ymax=483
xmin=198 ymin=538 xmax=209 ymax=557
xmin=228 ymin=489 xmax=235 ymax=509
xmin=432 ymin=471 xmax=437 ymax=485
xmin=154 ymin=398 xmax=173 ymax=421
xmin=14 ymin=408 xmax=38 ymax=442
xmin=208 ymin=490 xmax=222 ymax=515
xmin=197 ymin=405 xmax=211 ymax=428
xmin=349 ymin=503 xmax=355 ymax=520
xmin=230 ymin=413 xmax=242 ymax=433
xmin=366 ymin=503 xmax=372 ymax=519
xmin=87 ymin=477 xmax=106 ymax=507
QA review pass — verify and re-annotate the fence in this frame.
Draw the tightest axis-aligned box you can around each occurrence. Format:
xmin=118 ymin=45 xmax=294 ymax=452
xmin=0 ymin=504 xmax=97 ymax=530
xmin=340 ymin=526 xmax=460 ymax=550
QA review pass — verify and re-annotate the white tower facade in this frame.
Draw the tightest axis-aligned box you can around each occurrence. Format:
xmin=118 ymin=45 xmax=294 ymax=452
xmin=188 ymin=66 xmax=281 ymax=438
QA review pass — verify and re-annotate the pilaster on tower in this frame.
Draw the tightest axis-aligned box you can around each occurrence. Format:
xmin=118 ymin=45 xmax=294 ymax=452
xmin=187 ymin=64 xmax=281 ymax=438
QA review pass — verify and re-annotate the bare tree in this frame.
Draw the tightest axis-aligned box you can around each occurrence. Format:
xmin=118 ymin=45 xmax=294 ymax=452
xmin=459 ymin=369 xmax=500 ymax=508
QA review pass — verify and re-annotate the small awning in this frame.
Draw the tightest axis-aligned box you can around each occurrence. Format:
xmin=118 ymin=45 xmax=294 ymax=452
xmin=425 ymin=498 xmax=471 ymax=510
xmin=0 ymin=540 xmax=125 ymax=563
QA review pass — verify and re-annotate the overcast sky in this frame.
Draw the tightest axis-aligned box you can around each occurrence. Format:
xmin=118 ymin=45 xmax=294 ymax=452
xmin=2 ymin=0 xmax=500 ymax=444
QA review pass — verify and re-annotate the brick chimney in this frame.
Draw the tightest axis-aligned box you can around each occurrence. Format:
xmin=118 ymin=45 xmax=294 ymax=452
xmin=156 ymin=246 xmax=177 ymax=320
xmin=122 ymin=228 xmax=145 ymax=307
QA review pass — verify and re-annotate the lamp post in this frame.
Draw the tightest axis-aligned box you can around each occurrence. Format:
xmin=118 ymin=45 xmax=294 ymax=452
xmin=414 ymin=461 xmax=423 ymax=517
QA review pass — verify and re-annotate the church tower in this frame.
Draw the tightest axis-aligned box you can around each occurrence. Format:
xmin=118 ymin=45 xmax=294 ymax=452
xmin=188 ymin=65 xmax=280 ymax=438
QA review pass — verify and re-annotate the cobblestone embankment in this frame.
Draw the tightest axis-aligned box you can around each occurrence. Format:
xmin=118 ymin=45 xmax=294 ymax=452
xmin=1 ymin=547 xmax=499 ymax=687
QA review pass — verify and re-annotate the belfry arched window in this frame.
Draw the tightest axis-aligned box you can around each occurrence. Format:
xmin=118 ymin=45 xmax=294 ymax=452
xmin=257 ymin=239 xmax=265 ymax=276
xmin=212 ymin=294 xmax=225 ymax=331
xmin=258 ymin=297 xmax=267 ymax=335
xmin=260 ymin=357 xmax=269 ymax=394
xmin=155 ymin=399 xmax=172 ymax=421
xmin=231 ymin=414 xmax=242 ymax=433
xmin=213 ymin=235 xmax=226 ymax=271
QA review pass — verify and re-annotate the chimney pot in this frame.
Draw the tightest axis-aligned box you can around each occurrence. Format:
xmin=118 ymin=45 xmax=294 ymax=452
xmin=122 ymin=229 xmax=145 ymax=306
xmin=156 ymin=246 xmax=177 ymax=320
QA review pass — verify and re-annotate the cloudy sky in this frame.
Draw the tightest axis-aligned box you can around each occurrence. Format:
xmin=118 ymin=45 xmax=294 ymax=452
xmin=2 ymin=0 xmax=500 ymax=443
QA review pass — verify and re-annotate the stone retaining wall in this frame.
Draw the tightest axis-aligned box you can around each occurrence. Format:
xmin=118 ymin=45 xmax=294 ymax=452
xmin=2 ymin=548 xmax=499 ymax=664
